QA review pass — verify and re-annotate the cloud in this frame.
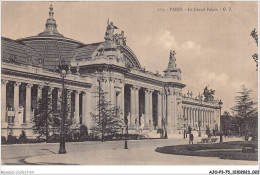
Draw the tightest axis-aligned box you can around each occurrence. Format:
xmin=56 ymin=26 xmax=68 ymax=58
xmin=158 ymin=30 xmax=178 ymax=50
xmin=196 ymin=69 xmax=230 ymax=87
xmin=181 ymin=40 xmax=201 ymax=56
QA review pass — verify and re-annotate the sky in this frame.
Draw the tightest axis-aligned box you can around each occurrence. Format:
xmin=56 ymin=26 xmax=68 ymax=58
xmin=1 ymin=1 xmax=258 ymax=112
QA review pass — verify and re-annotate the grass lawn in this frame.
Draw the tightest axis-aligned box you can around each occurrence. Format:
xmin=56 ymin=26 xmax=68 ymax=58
xmin=155 ymin=141 xmax=258 ymax=161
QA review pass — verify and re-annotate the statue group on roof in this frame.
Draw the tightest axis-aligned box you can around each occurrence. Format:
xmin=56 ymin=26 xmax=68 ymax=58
xmin=203 ymin=86 xmax=215 ymax=101
xmin=104 ymin=19 xmax=126 ymax=45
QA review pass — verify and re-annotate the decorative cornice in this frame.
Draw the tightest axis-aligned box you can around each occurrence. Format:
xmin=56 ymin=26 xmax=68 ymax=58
xmin=80 ymin=64 xmax=129 ymax=75
xmin=2 ymin=68 xmax=91 ymax=89
xmin=182 ymin=100 xmax=220 ymax=109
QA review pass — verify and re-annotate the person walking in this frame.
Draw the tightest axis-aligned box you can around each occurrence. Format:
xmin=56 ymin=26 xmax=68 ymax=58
xmin=190 ymin=133 xmax=194 ymax=144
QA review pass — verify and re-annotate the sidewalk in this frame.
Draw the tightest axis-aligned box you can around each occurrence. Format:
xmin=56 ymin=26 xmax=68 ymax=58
xmin=24 ymin=138 xmax=257 ymax=165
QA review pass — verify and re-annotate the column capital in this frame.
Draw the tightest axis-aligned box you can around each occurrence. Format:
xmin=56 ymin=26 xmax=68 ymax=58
xmin=57 ymin=88 xmax=62 ymax=93
xmin=37 ymin=85 xmax=44 ymax=90
xmin=157 ymin=91 xmax=163 ymax=95
xmin=14 ymin=81 xmax=21 ymax=87
xmin=67 ymin=89 xmax=72 ymax=94
xmin=48 ymin=86 xmax=55 ymax=92
xmin=26 ymin=83 xmax=33 ymax=88
xmin=74 ymin=90 xmax=80 ymax=95
xmin=165 ymin=88 xmax=173 ymax=95
xmin=99 ymin=76 xmax=108 ymax=83
xmin=130 ymin=85 xmax=140 ymax=91
xmin=1 ymin=79 xmax=9 ymax=85
xmin=145 ymin=88 xmax=154 ymax=94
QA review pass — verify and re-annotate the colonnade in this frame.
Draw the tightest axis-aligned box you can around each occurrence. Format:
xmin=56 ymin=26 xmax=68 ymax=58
xmin=182 ymin=106 xmax=215 ymax=129
xmin=1 ymin=79 xmax=91 ymax=127
xmin=127 ymin=85 xmax=177 ymax=131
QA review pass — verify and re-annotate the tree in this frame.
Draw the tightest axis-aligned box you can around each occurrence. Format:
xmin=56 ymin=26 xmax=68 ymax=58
xmin=32 ymin=89 xmax=74 ymax=141
xmin=221 ymin=111 xmax=233 ymax=136
xmin=32 ymin=93 xmax=53 ymax=141
xmin=90 ymin=86 xmax=124 ymax=142
xmin=251 ymin=29 xmax=258 ymax=71
xmin=51 ymin=91 xmax=74 ymax=137
xmin=231 ymin=85 xmax=257 ymax=141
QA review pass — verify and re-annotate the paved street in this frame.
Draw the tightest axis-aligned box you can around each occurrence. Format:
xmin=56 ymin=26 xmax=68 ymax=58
xmin=1 ymin=137 xmax=258 ymax=165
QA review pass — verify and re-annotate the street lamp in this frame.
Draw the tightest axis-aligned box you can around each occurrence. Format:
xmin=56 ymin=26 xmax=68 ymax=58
xmin=58 ymin=60 xmax=68 ymax=154
xmin=218 ymin=100 xmax=223 ymax=131
xmin=198 ymin=120 xmax=201 ymax=137
xmin=124 ymin=118 xmax=128 ymax=149
xmin=218 ymin=100 xmax=223 ymax=142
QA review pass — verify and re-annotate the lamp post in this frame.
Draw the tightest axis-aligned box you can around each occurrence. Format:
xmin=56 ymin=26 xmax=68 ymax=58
xmin=198 ymin=94 xmax=203 ymax=137
xmin=58 ymin=61 xmax=68 ymax=154
xmin=124 ymin=118 xmax=128 ymax=149
xmin=218 ymin=100 xmax=223 ymax=142
xmin=198 ymin=120 xmax=201 ymax=137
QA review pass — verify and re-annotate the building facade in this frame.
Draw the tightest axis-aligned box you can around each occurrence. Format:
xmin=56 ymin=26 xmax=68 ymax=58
xmin=1 ymin=5 xmax=222 ymax=138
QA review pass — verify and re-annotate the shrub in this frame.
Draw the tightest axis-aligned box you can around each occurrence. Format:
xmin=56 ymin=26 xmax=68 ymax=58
xmin=47 ymin=134 xmax=60 ymax=143
xmin=19 ymin=130 xmax=27 ymax=143
xmin=79 ymin=125 xmax=88 ymax=141
xmin=7 ymin=134 xmax=18 ymax=144
xmin=1 ymin=136 xmax=7 ymax=144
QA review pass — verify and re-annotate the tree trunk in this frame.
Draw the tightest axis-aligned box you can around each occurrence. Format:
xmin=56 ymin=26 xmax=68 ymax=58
xmin=245 ymin=121 xmax=249 ymax=141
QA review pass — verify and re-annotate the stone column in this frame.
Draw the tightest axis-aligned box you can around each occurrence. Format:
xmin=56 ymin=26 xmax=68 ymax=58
xmin=110 ymin=78 xmax=115 ymax=105
xmin=172 ymin=91 xmax=178 ymax=132
xmin=157 ymin=91 xmax=162 ymax=128
xmin=206 ymin=111 xmax=208 ymax=127
xmin=130 ymin=86 xmax=135 ymax=125
xmin=207 ymin=111 xmax=209 ymax=126
xmin=162 ymin=93 xmax=166 ymax=122
xmin=144 ymin=89 xmax=150 ymax=126
xmin=26 ymin=83 xmax=33 ymax=124
xmin=195 ymin=109 xmax=198 ymax=126
xmin=166 ymin=94 xmax=170 ymax=126
xmin=209 ymin=111 xmax=211 ymax=127
xmin=13 ymin=81 xmax=21 ymax=124
xmin=135 ymin=86 xmax=140 ymax=125
xmin=75 ymin=90 xmax=80 ymax=124
xmin=121 ymin=85 xmax=125 ymax=120
xmin=149 ymin=89 xmax=153 ymax=125
xmin=203 ymin=110 xmax=205 ymax=127
xmin=1 ymin=80 xmax=8 ymax=123
xmin=82 ymin=92 xmax=87 ymax=126
xmin=82 ymin=90 xmax=91 ymax=127
xmin=85 ymin=90 xmax=92 ymax=128
xmin=14 ymin=81 xmax=21 ymax=112
xmin=193 ymin=109 xmax=195 ymax=127
xmin=37 ymin=85 xmax=43 ymax=101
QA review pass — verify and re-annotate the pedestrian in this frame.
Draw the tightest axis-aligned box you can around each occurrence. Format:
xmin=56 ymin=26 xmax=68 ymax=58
xmin=190 ymin=133 xmax=194 ymax=144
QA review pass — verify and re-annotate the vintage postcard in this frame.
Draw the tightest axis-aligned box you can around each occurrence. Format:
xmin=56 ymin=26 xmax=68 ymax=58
xmin=1 ymin=1 xmax=258 ymax=174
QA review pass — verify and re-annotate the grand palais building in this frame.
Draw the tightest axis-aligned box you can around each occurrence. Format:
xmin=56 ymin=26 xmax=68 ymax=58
xmin=1 ymin=5 xmax=222 ymax=138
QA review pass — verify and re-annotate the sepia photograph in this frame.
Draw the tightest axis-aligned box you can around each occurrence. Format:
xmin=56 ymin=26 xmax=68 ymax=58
xmin=1 ymin=1 xmax=258 ymax=174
